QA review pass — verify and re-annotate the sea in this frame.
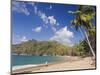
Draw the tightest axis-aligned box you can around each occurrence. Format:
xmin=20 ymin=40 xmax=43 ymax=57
xmin=12 ymin=55 xmax=65 ymax=70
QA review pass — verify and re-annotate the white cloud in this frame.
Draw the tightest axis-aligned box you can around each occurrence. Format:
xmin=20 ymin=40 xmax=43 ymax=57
xmin=33 ymin=6 xmax=59 ymax=32
xmin=28 ymin=2 xmax=58 ymax=28
xmin=12 ymin=1 xmax=60 ymax=32
xmin=32 ymin=26 xmax=42 ymax=32
xmin=34 ymin=6 xmax=38 ymax=14
xmin=43 ymin=24 xmax=48 ymax=28
xmin=38 ymin=14 xmax=58 ymax=27
xmin=37 ymin=11 xmax=58 ymax=31
xmin=38 ymin=11 xmax=49 ymax=24
xmin=20 ymin=36 xmax=28 ymax=42
xmin=12 ymin=34 xmax=20 ymax=44
xmin=48 ymin=16 xmax=59 ymax=32
xmin=48 ymin=16 xmax=57 ymax=26
xmin=12 ymin=35 xmax=28 ymax=44
xmin=50 ymin=26 xmax=74 ymax=46
xmin=12 ymin=1 xmax=30 ymax=16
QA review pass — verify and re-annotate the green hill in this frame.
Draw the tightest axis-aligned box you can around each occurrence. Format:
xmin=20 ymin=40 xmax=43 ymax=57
xmin=12 ymin=39 xmax=70 ymax=56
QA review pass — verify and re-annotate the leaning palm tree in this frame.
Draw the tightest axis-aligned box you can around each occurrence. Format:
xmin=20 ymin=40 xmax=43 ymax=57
xmin=68 ymin=6 xmax=96 ymax=58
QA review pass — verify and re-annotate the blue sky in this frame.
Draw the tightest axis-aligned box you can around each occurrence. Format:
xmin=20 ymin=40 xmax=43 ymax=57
xmin=12 ymin=1 xmax=86 ymax=46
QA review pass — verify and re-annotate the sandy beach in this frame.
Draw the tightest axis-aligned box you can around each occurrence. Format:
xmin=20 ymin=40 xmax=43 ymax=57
xmin=12 ymin=56 xmax=96 ymax=74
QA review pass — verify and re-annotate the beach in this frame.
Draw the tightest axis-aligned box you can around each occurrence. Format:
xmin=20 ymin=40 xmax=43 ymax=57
xmin=12 ymin=56 xmax=96 ymax=74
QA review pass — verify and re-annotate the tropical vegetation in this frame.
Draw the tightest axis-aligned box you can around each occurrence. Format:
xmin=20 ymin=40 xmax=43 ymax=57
xmin=68 ymin=5 xmax=96 ymax=57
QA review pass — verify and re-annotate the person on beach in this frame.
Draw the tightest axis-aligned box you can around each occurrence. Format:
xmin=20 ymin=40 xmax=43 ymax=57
xmin=45 ymin=61 xmax=48 ymax=66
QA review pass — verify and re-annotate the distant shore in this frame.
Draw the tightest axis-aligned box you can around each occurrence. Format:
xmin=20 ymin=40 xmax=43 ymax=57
xmin=12 ymin=56 xmax=96 ymax=74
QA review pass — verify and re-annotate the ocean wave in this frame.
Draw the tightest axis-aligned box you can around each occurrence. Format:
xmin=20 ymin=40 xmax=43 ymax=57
xmin=12 ymin=64 xmax=41 ymax=70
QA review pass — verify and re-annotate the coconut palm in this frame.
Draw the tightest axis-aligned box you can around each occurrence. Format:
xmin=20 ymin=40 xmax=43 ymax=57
xmin=68 ymin=5 xmax=96 ymax=57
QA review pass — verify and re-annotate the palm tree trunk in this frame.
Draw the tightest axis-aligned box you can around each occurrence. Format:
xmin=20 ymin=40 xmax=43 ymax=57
xmin=84 ymin=30 xmax=95 ymax=57
xmin=79 ymin=27 xmax=95 ymax=58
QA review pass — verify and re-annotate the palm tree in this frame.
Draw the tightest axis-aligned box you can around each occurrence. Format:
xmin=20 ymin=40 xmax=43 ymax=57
xmin=68 ymin=6 xmax=96 ymax=58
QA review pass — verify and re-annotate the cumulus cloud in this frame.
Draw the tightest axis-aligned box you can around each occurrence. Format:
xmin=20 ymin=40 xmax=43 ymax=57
xmin=32 ymin=5 xmax=59 ymax=32
xmin=38 ymin=11 xmax=49 ymax=24
xmin=20 ymin=36 xmax=28 ymax=42
xmin=12 ymin=1 xmax=30 ymax=16
xmin=12 ymin=1 xmax=60 ymax=32
xmin=38 ymin=12 xmax=58 ymax=27
xmin=50 ymin=26 xmax=74 ymax=46
xmin=32 ymin=26 xmax=42 ymax=32
xmin=37 ymin=11 xmax=59 ymax=32
xmin=48 ymin=16 xmax=57 ymax=26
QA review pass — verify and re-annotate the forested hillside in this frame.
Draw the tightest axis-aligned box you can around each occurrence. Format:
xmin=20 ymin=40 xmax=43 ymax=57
xmin=12 ymin=39 xmax=71 ymax=56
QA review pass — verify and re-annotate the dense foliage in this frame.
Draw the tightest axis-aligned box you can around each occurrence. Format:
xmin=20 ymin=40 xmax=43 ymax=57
xmin=12 ymin=39 xmax=71 ymax=56
xmin=12 ymin=38 xmax=96 ymax=56
xmin=69 ymin=6 xmax=96 ymax=57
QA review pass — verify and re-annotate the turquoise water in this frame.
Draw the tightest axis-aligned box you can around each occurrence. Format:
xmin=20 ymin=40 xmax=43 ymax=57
xmin=12 ymin=55 xmax=64 ymax=66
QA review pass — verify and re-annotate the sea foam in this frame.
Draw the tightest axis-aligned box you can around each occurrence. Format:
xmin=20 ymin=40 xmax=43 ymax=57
xmin=12 ymin=64 xmax=40 ymax=70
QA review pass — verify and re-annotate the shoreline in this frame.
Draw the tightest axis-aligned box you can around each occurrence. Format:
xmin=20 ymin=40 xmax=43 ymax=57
xmin=12 ymin=56 xmax=81 ymax=70
xmin=12 ymin=64 xmax=42 ymax=70
xmin=12 ymin=56 xmax=96 ymax=74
